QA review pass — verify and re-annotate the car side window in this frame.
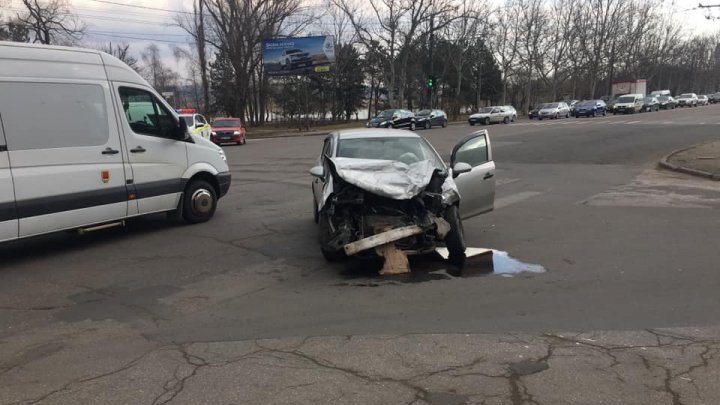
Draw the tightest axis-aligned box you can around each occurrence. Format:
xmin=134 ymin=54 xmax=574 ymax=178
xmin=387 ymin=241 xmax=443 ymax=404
xmin=453 ymin=134 xmax=489 ymax=168
xmin=196 ymin=115 xmax=207 ymax=125
xmin=120 ymin=87 xmax=177 ymax=139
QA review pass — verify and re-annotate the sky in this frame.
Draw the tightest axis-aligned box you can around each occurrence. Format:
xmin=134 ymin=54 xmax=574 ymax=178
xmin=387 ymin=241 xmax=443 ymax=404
xmin=3 ymin=0 xmax=720 ymax=81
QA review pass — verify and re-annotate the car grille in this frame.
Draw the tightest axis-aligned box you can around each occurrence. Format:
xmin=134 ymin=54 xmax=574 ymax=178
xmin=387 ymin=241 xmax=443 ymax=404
xmin=216 ymin=131 xmax=234 ymax=137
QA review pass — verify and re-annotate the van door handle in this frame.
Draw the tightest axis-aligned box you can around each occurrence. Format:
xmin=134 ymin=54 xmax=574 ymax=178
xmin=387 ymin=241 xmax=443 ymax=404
xmin=483 ymin=172 xmax=494 ymax=180
xmin=130 ymin=146 xmax=146 ymax=153
xmin=102 ymin=147 xmax=119 ymax=155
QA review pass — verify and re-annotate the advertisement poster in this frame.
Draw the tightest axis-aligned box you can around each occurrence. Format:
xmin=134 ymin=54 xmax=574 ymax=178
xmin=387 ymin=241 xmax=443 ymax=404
xmin=262 ymin=36 xmax=336 ymax=76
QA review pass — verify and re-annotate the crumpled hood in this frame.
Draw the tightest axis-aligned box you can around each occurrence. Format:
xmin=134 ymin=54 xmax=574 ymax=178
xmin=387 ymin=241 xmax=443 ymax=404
xmin=320 ymin=157 xmax=459 ymax=209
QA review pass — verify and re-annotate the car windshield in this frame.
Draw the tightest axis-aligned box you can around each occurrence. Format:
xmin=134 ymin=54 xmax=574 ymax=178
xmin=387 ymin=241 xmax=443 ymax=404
xmin=578 ymin=101 xmax=595 ymax=107
xmin=618 ymin=96 xmax=635 ymax=103
xmin=376 ymin=110 xmax=396 ymax=118
xmin=337 ymin=137 xmax=444 ymax=169
xmin=545 ymin=103 xmax=559 ymax=108
xmin=213 ymin=119 xmax=241 ymax=128
xmin=680 ymin=94 xmax=694 ymax=98
xmin=416 ymin=110 xmax=431 ymax=116
xmin=658 ymin=96 xmax=669 ymax=101
xmin=644 ymin=97 xmax=655 ymax=102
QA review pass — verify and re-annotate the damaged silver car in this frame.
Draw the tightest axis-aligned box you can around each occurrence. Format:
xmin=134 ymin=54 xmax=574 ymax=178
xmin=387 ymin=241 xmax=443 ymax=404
xmin=310 ymin=129 xmax=495 ymax=266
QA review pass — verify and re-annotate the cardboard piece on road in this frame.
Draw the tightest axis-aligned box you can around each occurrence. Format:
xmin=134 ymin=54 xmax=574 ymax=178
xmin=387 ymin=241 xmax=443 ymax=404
xmin=375 ymin=243 xmax=410 ymax=275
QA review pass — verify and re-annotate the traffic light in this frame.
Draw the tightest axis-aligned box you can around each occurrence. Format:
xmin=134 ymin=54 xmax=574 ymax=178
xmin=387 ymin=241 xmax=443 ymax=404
xmin=426 ymin=75 xmax=435 ymax=89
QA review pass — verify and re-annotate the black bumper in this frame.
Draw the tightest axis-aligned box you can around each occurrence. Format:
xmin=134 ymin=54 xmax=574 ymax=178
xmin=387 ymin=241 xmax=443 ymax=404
xmin=216 ymin=172 xmax=231 ymax=198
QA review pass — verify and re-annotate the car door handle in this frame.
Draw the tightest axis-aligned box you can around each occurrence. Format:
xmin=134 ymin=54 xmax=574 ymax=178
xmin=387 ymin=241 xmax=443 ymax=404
xmin=484 ymin=172 xmax=494 ymax=180
xmin=102 ymin=147 xmax=119 ymax=155
xmin=130 ymin=146 xmax=146 ymax=153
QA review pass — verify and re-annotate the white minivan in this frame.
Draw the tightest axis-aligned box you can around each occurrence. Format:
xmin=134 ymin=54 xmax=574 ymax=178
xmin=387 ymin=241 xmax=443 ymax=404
xmin=0 ymin=42 xmax=231 ymax=243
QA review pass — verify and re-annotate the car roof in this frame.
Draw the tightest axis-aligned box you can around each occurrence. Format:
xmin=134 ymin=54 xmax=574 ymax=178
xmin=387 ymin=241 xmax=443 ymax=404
xmin=334 ymin=128 xmax=421 ymax=140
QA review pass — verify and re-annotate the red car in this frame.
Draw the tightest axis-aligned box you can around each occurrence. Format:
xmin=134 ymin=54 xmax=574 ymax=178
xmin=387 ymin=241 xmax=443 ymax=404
xmin=211 ymin=117 xmax=246 ymax=145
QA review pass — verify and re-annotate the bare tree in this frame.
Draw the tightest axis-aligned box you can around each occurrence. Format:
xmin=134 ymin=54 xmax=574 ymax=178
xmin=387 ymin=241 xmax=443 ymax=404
xmin=140 ymin=44 xmax=179 ymax=94
xmin=98 ymin=42 xmax=139 ymax=72
xmin=15 ymin=0 xmax=85 ymax=45
xmin=490 ymin=0 xmax=521 ymax=105
xmin=177 ymin=0 xmax=211 ymax=114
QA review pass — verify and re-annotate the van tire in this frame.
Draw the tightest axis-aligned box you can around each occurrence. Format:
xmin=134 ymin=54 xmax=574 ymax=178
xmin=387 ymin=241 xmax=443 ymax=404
xmin=444 ymin=205 xmax=466 ymax=266
xmin=182 ymin=180 xmax=218 ymax=224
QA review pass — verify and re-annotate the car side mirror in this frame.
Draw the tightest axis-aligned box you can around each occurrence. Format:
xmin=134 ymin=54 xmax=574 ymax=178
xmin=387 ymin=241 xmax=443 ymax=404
xmin=310 ymin=166 xmax=325 ymax=178
xmin=452 ymin=162 xmax=472 ymax=178
xmin=392 ymin=115 xmax=399 ymax=120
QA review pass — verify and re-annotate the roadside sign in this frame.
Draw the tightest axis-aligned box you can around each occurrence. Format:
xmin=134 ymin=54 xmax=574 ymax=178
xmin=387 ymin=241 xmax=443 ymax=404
xmin=262 ymin=36 xmax=336 ymax=76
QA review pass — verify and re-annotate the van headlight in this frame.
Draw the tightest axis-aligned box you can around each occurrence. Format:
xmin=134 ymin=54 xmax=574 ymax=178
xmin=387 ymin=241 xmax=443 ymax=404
xmin=218 ymin=149 xmax=227 ymax=162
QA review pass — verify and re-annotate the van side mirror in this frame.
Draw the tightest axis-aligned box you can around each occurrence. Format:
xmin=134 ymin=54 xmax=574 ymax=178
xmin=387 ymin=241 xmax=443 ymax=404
xmin=175 ymin=118 xmax=189 ymax=140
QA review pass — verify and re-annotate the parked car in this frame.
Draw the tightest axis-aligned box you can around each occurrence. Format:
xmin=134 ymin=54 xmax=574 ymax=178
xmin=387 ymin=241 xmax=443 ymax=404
xmin=468 ymin=106 xmax=514 ymax=125
xmin=279 ymin=49 xmax=312 ymax=70
xmin=708 ymin=92 xmax=720 ymax=104
xmin=613 ymin=94 xmax=644 ymax=114
xmin=698 ymin=95 xmax=709 ymax=106
xmin=0 ymin=42 xmax=231 ymax=245
xmin=528 ymin=103 xmax=548 ymax=119
xmin=538 ymin=102 xmax=570 ymax=120
xmin=657 ymin=96 xmax=677 ymax=110
xmin=650 ymin=90 xmax=671 ymax=97
xmin=606 ymin=94 xmax=627 ymax=113
xmin=414 ymin=109 xmax=448 ymax=129
xmin=503 ymin=105 xmax=518 ymax=122
xmin=367 ymin=109 xmax=416 ymax=130
xmin=568 ymin=100 xmax=580 ymax=116
xmin=574 ymin=100 xmax=607 ymax=117
xmin=211 ymin=117 xmax=246 ymax=145
xmin=179 ymin=111 xmax=212 ymax=140
xmin=676 ymin=93 xmax=698 ymax=108
xmin=641 ymin=96 xmax=660 ymax=112
xmin=310 ymin=129 xmax=495 ymax=264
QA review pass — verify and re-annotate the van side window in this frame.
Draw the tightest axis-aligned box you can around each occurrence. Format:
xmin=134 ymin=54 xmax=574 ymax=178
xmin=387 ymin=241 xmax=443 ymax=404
xmin=119 ymin=87 xmax=176 ymax=139
xmin=0 ymin=82 xmax=109 ymax=151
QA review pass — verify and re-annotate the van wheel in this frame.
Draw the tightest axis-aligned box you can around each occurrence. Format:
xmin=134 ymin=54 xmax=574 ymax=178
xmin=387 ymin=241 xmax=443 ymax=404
xmin=444 ymin=205 xmax=466 ymax=266
xmin=182 ymin=180 xmax=217 ymax=224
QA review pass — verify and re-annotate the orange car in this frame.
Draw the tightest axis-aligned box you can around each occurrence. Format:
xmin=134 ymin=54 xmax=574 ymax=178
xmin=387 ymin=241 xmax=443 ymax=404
xmin=211 ymin=117 xmax=246 ymax=145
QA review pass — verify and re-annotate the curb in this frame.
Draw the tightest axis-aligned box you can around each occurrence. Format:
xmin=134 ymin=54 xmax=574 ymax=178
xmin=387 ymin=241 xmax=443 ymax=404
xmin=659 ymin=144 xmax=720 ymax=181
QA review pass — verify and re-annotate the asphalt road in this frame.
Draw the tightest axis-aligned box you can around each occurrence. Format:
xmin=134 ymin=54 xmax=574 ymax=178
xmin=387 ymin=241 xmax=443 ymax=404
xmin=1 ymin=105 xmax=719 ymax=404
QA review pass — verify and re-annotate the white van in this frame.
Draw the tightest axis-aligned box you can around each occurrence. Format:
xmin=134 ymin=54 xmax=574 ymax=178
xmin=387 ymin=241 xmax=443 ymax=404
xmin=613 ymin=93 xmax=645 ymax=114
xmin=650 ymin=90 xmax=671 ymax=97
xmin=0 ymin=42 xmax=231 ymax=243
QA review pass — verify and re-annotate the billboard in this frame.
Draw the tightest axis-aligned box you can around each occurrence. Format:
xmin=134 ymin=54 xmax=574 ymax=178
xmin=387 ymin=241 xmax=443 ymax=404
xmin=262 ymin=36 xmax=336 ymax=76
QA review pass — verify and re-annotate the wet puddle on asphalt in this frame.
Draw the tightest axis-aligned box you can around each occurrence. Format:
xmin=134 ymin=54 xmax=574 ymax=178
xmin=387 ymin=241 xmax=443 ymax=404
xmin=337 ymin=248 xmax=547 ymax=287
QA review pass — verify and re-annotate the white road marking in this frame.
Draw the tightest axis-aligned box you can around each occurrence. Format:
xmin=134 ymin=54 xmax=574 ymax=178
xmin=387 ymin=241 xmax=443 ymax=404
xmin=496 ymin=178 xmax=520 ymax=186
xmin=609 ymin=121 xmax=627 ymax=125
xmin=495 ymin=191 xmax=544 ymax=209
xmin=626 ymin=121 xmax=641 ymax=124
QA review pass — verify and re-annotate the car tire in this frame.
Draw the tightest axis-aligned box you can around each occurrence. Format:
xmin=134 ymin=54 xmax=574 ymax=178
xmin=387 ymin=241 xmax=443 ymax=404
xmin=539 ymin=117 xmax=543 ymax=121
xmin=410 ymin=122 xmax=416 ymax=131
xmin=565 ymin=112 xmax=570 ymax=118
xmin=469 ymin=122 xmax=475 ymax=126
xmin=503 ymin=116 xmax=510 ymax=124
xmin=442 ymin=120 xmax=447 ymax=128
xmin=182 ymin=179 xmax=218 ymax=224
xmin=483 ymin=117 xmax=490 ymax=125
xmin=425 ymin=121 xmax=431 ymax=130
xmin=443 ymin=205 xmax=466 ymax=266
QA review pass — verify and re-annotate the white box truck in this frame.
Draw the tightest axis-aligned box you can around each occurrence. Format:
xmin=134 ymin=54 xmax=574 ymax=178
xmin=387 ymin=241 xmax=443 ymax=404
xmin=0 ymin=42 xmax=231 ymax=243
xmin=612 ymin=80 xmax=647 ymax=97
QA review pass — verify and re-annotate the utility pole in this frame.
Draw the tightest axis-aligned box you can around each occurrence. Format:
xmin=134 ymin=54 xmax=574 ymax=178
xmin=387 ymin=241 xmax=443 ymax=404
xmin=428 ymin=14 xmax=435 ymax=109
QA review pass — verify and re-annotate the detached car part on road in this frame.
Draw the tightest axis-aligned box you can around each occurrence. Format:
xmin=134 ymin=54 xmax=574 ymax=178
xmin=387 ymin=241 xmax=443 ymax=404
xmin=310 ymin=129 xmax=495 ymax=265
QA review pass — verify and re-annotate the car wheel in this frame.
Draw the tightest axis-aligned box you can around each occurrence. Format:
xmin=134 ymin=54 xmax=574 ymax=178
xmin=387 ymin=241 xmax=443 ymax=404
xmin=318 ymin=212 xmax=347 ymax=262
xmin=442 ymin=120 xmax=447 ymax=128
xmin=182 ymin=179 xmax=218 ymax=224
xmin=565 ymin=112 xmax=570 ymax=118
xmin=443 ymin=205 xmax=466 ymax=266
xmin=503 ymin=116 xmax=510 ymax=124
xmin=483 ymin=117 xmax=490 ymax=125
xmin=425 ymin=121 xmax=431 ymax=130
xmin=410 ymin=122 xmax=416 ymax=131
xmin=469 ymin=122 xmax=475 ymax=126
xmin=539 ymin=117 xmax=543 ymax=121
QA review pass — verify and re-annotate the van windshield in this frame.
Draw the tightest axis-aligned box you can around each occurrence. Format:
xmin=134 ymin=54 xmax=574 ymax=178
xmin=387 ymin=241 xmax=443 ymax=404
xmin=617 ymin=96 xmax=635 ymax=103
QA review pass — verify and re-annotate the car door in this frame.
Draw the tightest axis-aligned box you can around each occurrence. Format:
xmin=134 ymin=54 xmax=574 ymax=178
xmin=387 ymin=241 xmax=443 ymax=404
xmin=451 ymin=131 xmax=495 ymax=219
xmin=195 ymin=114 xmax=211 ymax=139
xmin=489 ymin=108 xmax=500 ymax=123
xmin=0 ymin=113 xmax=17 ymax=242
xmin=0 ymin=81 xmax=129 ymax=238
xmin=312 ymin=136 xmax=334 ymax=209
xmin=115 ymin=84 xmax=189 ymax=215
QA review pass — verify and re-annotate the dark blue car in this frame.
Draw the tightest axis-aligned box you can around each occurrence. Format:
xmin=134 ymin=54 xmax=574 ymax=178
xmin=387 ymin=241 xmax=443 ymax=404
xmin=574 ymin=100 xmax=607 ymax=118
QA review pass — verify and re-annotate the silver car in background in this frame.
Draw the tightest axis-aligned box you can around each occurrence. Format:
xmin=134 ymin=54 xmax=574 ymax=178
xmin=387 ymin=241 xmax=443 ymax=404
xmin=468 ymin=106 xmax=514 ymax=126
xmin=538 ymin=102 xmax=570 ymax=120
